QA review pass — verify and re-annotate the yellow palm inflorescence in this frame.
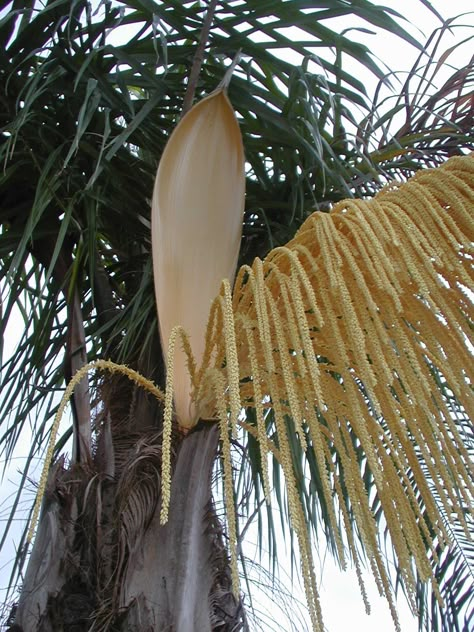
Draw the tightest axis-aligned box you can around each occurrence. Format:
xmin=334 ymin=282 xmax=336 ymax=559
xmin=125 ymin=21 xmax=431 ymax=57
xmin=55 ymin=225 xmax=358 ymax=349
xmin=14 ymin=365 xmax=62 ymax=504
xmin=183 ymin=152 xmax=473 ymax=632
xmin=30 ymin=80 xmax=473 ymax=632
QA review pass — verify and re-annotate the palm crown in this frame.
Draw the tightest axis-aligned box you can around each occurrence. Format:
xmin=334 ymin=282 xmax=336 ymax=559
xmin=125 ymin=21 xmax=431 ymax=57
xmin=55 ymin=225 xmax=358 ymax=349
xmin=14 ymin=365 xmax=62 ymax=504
xmin=0 ymin=2 xmax=473 ymax=631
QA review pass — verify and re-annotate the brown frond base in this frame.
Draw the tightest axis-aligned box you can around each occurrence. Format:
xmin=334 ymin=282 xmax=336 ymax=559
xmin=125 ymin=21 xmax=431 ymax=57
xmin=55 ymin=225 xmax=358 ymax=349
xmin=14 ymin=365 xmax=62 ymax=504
xmin=13 ymin=425 xmax=246 ymax=632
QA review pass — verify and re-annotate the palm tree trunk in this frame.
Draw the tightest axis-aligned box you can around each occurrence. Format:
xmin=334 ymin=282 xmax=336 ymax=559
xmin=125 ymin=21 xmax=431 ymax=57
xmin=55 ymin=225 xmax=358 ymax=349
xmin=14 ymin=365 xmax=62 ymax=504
xmin=13 ymin=423 xmax=244 ymax=631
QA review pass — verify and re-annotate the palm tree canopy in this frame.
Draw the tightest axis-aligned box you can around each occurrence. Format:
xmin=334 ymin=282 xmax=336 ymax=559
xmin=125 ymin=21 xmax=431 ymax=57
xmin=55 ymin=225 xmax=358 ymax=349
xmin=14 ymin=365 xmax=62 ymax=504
xmin=0 ymin=1 xmax=473 ymax=630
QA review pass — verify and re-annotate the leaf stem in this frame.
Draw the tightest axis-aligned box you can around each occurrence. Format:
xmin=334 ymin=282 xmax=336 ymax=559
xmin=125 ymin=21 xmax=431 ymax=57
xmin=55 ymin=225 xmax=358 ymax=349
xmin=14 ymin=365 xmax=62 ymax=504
xmin=181 ymin=0 xmax=219 ymax=116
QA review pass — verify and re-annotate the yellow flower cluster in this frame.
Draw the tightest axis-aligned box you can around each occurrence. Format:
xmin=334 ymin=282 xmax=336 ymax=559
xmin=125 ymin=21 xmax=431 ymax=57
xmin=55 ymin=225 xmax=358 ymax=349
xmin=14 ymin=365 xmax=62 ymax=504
xmin=30 ymin=154 xmax=473 ymax=632
xmin=189 ymin=153 xmax=474 ymax=631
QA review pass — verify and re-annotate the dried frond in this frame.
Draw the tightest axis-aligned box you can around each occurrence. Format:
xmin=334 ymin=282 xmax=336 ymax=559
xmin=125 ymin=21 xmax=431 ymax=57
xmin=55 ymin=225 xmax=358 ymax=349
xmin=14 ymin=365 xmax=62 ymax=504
xmin=117 ymin=432 xmax=164 ymax=555
xmin=27 ymin=360 xmax=165 ymax=543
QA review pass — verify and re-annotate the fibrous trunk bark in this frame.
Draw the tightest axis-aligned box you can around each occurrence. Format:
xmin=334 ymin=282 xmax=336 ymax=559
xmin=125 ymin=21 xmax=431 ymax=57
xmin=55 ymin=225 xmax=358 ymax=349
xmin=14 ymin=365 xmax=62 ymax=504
xmin=12 ymin=422 xmax=244 ymax=631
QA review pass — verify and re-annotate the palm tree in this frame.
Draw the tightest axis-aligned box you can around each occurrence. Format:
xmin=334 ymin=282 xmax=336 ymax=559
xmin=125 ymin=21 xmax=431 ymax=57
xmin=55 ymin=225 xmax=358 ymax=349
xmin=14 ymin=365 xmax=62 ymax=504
xmin=0 ymin=1 xmax=472 ymax=630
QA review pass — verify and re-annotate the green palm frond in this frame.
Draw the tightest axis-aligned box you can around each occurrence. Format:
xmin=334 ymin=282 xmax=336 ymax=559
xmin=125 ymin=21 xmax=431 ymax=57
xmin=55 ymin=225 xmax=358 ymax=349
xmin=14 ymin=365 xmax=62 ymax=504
xmin=356 ymin=16 xmax=474 ymax=178
xmin=413 ymin=381 xmax=474 ymax=632
xmin=417 ymin=513 xmax=474 ymax=632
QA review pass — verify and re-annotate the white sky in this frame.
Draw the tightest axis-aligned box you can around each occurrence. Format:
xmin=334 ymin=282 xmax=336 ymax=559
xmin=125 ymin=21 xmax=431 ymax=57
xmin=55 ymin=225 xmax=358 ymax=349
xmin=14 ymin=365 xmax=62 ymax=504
xmin=1 ymin=0 xmax=473 ymax=629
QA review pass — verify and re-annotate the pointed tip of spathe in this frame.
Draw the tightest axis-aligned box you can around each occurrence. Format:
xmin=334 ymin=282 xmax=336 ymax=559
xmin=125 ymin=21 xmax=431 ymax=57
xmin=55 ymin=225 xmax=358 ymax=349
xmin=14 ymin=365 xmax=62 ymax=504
xmin=152 ymin=87 xmax=245 ymax=430
xmin=218 ymin=50 xmax=243 ymax=90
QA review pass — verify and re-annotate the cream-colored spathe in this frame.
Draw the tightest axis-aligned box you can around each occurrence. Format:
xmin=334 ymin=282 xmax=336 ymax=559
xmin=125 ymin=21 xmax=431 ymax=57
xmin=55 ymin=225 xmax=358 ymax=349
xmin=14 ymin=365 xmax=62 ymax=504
xmin=152 ymin=89 xmax=245 ymax=428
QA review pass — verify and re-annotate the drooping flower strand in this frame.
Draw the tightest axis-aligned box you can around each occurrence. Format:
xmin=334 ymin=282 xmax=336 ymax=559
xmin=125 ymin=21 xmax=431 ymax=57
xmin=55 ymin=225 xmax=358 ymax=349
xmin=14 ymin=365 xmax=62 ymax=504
xmin=193 ymin=154 xmax=473 ymax=631
xmin=28 ymin=360 xmax=166 ymax=543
